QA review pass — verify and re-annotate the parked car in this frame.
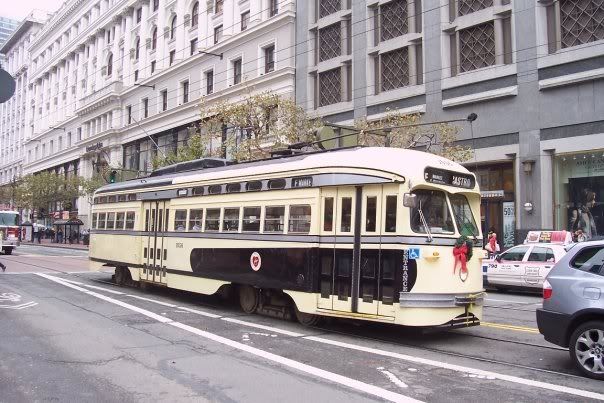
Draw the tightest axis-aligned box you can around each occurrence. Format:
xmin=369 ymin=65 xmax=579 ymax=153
xmin=536 ymin=239 xmax=604 ymax=380
xmin=485 ymin=243 xmax=567 ymax=291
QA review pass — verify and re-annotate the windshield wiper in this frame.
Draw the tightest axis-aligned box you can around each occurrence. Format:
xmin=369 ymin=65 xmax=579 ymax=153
xmin=418 ymin=200 xmax=433 ymax=243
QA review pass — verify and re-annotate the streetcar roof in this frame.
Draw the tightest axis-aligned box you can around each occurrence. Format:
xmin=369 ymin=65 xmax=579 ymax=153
xmin=96 ymin=147 xmax=474 ymax=193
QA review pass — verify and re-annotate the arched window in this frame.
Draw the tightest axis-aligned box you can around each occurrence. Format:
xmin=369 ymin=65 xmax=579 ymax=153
xmin=170 ymin=16 xmax=177 ymax=39
xmin=135 ymin=36 xmax=140 ymax=60
xmin=192 ymin=2 xmax=199 ymax=27
xmin=107 ymin=53 xmax=113 ymax=76
xmin=152 ymin=27 xmax=157 ymax=50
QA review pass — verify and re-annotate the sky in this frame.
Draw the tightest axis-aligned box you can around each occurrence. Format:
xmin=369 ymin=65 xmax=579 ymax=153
xmin=3 ymin=0 xmax=65 ymax=20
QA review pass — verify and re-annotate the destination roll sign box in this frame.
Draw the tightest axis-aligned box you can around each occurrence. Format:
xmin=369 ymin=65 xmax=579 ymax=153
xmin=424 ymin=167 xmax=475 ymax=189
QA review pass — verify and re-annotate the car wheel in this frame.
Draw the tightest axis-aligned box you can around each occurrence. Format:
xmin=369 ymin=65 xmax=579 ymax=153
xmin=569 ymin=321 xmax=604 ymax=380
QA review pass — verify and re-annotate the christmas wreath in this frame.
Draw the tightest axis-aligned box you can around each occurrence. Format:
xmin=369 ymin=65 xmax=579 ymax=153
xmin=453 ymin=235 xmax=473 ymax=278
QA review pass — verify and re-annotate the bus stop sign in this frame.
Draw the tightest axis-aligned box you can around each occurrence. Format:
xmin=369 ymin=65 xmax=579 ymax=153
xmin=0 ymin=69 xmax=16 ymax=104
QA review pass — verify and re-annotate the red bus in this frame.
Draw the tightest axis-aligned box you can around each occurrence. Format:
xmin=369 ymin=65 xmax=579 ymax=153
xmin=0 ymin=210 xmax=20 ymax=254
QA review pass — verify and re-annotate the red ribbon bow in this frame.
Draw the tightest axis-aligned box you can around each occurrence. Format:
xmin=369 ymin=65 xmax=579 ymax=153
xmin=453 ymin=243 xmax=468 ymax=275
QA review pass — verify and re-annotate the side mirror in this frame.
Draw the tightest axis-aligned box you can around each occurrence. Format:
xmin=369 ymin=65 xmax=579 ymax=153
xmin=403 ymin=193 xmax=417 ymax=208
xmin=495 ymin=254 xmax=502 ymax=262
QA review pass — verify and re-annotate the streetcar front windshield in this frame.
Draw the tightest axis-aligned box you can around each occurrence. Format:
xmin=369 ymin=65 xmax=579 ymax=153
xmin=449 ymin=194 xmax=479 ymax=237
xmin=410 ymin=190 xmax=455 ymax=234
xmin=0 ymin=212 xmax=18 ymax=226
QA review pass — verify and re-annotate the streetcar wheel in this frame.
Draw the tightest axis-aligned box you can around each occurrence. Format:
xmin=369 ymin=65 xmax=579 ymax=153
xmin=569 ymin=321 xmax=604 ymax=380
xmin=239 ymin=286 xmax=260 ymax=314
xmin=115 ymin=266 xmax=129 ymax=286
xmin=294 ymin=306 xmax=321 ymax=327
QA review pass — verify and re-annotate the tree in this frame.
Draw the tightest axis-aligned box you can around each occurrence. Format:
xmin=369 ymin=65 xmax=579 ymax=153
xmin=354 ymin=111 xmax=474 ymax=163
xmin=15 ymin=172 xmax=82 ymax=214
xmin=152 ymin=90 xmax=323 ymax=168
xmin=80 ymin=174 xmax=107 ymax=208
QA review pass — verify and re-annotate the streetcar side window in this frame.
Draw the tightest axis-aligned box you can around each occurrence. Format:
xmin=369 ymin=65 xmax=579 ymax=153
xmin=341 ymin=197 xmax=352 ymax=232
xmin=98 ymin=213 xmax=107 ymax=229
xmin=205 ymin=208 xmax=221 ymax=231
xmin=385 ymin=195 xmax=397 ymax=233
xmin=116 ymin=212 xmax=125 ymax=229
xmin=189 ymin=209 xmax=203 ymax=231
xmin=164 ymin=209 xmax=170 ymax=232
xmin=264 ymin=206 xmax=285 ymax=233
xmin=92 ymin=213 xmax=98 ymax=229
xmin=223 ymin=208 xmax=240 ymax=232
xmin=174 ymin=210 xmax=187 ymax=231
xmin=242 ymin=207 xmax=261 ymax=232
xmin=289 ymin=205 xmax=311 ymax=233
xmin=323 ymin=197 xmax=334 ymax=232
xmin=366 ymin=196 xmax=377 ymax=232
xmin=106 ymin=212 xmax=116 ymax=229
xmin=125 ymin=212 xmax=136 ymax=229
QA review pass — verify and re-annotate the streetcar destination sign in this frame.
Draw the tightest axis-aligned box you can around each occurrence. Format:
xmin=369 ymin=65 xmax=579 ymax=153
xmin=424 ymin=167 xmax=475 ymax=189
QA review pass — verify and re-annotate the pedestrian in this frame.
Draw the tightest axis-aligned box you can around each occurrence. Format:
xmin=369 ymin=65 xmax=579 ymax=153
xmin=0 ymin=260 xmax=5 ymax=272
xmin=37 ymin=228 xmax=43 ymax=243
xmin=57 ymin=228 xmax=64 ymax=244
xmin=485 ymin=231 xmax=500 ymax=259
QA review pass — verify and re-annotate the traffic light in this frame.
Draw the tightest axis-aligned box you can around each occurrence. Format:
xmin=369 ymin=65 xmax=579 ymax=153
xmin=109 ymin=170 xmax=117 ymax=183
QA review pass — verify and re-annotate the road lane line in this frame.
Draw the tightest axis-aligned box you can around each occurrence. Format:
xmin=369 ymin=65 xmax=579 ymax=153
xmin=480 ymin=322 xmax=540 ymax=334
xmin=221 ymin=317 xmax=305 ymax=337
xmin=175 ymin=306 xmax=222 ymax=318
xmin=36 ymin=273 xmax=420 ymax=403
xmin=36 ymin=273 xmax=604 ymax=400
xmin=125 ymin=294 xmax=177 ymax=307
xmin=60 ymin=279 xmax=126 ymax=295
xmin=303 ymin=336 xmax=604 ymax=400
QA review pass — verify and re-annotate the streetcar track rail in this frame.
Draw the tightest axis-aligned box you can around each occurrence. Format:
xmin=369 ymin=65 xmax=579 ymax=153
xmin=7 ymin=255 xmax=580 ymax=380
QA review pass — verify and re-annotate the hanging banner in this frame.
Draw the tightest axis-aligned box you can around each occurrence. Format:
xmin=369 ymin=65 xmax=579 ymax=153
xmin=502 ymin=202 xmax=515 ymax=248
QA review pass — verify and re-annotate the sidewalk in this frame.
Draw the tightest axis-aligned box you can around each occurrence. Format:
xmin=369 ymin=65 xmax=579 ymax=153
xmin=21 ymin=238 xmax=89 ymax=251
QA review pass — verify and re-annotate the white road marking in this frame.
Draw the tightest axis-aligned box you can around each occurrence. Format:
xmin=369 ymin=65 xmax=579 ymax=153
xmin=38 ymin=273 xmax=420 ymax=403
xmin=303 ymin=336 xmax=604 ymax=401
xmin=0 ymin=293 xmax=21 ymax=302
xmin=221 ymin=317 xmax=304 ymax=337
xmin=61 ymin=279 xmax=125 ymax=295
xmin=125 ymin=294 xmax=177 ymax=307
xmin=377 ymin=367 xmax=408 ymax=389
xmin=175 ymin=306 xmax=222 ymax=318
xmin=0 ymin=301 xmax=38 ymax=310
xmin=36 ymin=274 xmax=604 ymax=400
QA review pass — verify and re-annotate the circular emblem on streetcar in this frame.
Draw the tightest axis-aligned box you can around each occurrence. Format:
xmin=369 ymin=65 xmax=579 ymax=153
xmin=250 ymin=252 xmax=262 ymax=271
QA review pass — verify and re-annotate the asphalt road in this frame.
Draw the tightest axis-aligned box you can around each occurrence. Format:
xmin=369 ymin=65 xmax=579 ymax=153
xmin=0 ymin=245 xmax=602 ymax=402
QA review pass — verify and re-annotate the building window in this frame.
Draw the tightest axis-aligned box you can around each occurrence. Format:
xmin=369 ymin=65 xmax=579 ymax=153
xmin=136 ymin=8 xmax=142 ymax=23
xmin=134 ymin=69 xmax=139 ymax=81
xmin=190 ymin=38 xmax=198 ymax=55
xmin=192 ymin=2 xmax=199 ymax=27
xmin=77 ymin=127 xmax=82 ymax=141
xmin=151 ymin=60 xmax=156 ymax=73
xmin=169 ymin=50 xmax=176 ymax=65
xmin=153 ymin=0 xmax=159 ymax=12
xmin=319 ymin=68 xmax=341 ymax=107
xmin=215 ymin=0 xmax=224 ymax=14
xmin=214 ymin=25 xmax=223 ymax=44
xmin=269 ymin=0 xmax=278 ymax=16
xmin=241 ymin=11 xmax=250 ymax=31
xmin=206 ymin=70 xmax=214 ymax=94
xmin=380 ymin=0 xmax=408 ymax=42
xmin=135 ymin=36 xmax=140 ymax=60
xmin=381 ymin=47 xmax=409 ymax=91
xmin=143 ymin=98 xmax=149 ymax=118
xmin=457 ymin=0 xmax=493 ymax=17
xmin=170 ymin=16 xmax=177 ymax=39
xmin=233 ymin=58 xmax=242 ymax=84
xmin=458 ymin=22 xmax=496 ymax=73
xmin=182 ymin=80 xmax=189 ymax=103
xmin=547 ymin=0 xmax=604 ymax=52
xmin=319 ymin=0 xmax=341 ymax=19
xmin=152 ymin=27 xmax=157 ymax=50
xmin=107 ymin=53 xmax=113 ymax=76
xmin=126 ymin=105 xmax=132 ymax=124
xmin=319 ymin=23 xmax=341 ymax=62
xmin=161 ymin=90 xmax=168 ymax=111
xmin=264 ymin=45 xmax=275 ymax=73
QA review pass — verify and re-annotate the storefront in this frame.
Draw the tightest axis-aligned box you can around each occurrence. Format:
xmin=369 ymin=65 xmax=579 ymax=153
xmin=469 ymin=163 xmax=516 ymax=249
xmin=554 ymin=150 xmax=604 ymax=240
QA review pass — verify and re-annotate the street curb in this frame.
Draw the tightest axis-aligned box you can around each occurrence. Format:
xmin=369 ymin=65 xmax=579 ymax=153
xmin=20 ymin=243 xmax=89 ymax=252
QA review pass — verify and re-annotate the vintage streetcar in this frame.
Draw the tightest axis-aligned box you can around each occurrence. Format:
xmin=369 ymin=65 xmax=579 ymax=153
xmin=89 ymin=147 xmax=484 ymax=328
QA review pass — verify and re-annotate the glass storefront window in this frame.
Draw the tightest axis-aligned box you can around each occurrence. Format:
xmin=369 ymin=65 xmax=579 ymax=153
xmin=554 ymin=152 xmax=604 ymax=240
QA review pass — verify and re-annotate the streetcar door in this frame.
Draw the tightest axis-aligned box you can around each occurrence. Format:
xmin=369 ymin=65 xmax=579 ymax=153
xmin=332 ymin=187 xmax=356 ymax=312
xmin=357 ymin=185 xmax=382 ymax=315
xmin=318 ymin=188 xmax=338 ymax=310
xmin=141 ymin=200 xmax=168 ymax=285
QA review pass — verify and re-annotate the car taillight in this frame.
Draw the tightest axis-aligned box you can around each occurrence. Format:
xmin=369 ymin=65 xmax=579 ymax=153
xmin=543 ymin=279 xmax=553 ymax=300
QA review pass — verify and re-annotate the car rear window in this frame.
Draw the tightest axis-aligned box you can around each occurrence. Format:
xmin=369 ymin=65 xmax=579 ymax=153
xmin=571 ymin=246 xmax=604 ymax=276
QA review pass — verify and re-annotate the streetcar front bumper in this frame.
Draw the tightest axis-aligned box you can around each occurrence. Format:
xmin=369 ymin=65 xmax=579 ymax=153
xmin=399 ymin=292 xmax=485 ymax=308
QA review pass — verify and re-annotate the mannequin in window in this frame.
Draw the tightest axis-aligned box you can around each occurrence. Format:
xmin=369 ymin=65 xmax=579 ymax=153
xmin=570 ymin=189 xmax=597 ymax=241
